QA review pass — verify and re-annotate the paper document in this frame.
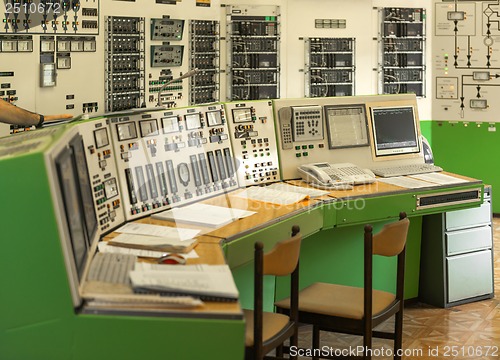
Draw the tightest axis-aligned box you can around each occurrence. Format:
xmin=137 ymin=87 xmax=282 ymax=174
xmin=107 ymin=233 xmax=198 ymax=253
xmin=130 ymin=264 xmax=239 ymax=302
xmin=236 ymin=186 xmax=309 ymax=205
xmin=116 ymin=223 xmax=200 ymax=241
xmin=267 ymin=182 xmax=329 ymax=197
xmin=377 ymin=176 xmax=433 ymax=189
xmin=152 ymin=203 xmax=256 ymax=228
xmin=98 ymin=242 xmax=199 ymax=259
xmin=410 ymin=173 xmax=469 ymax=185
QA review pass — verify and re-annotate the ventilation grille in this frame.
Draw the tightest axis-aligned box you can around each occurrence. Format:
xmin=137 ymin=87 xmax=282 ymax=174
xmin=416 ymin=188 xmax=481 ymax=210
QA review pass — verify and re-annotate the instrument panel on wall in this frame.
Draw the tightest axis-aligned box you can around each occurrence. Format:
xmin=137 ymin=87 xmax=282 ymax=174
xmin=225 ymin=5 xmax=280 ymax=101
xmin=305 ymin=37 xmax=356 ymax=98
xmin=378 ymin=7 xmax=426 ymax=97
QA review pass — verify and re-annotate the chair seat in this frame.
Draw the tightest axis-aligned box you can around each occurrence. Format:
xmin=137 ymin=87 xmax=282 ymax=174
xmin=275 ymin=282 xmax=396 ymax=320
xmin=243 ymin=309 xmax=291 ymax=347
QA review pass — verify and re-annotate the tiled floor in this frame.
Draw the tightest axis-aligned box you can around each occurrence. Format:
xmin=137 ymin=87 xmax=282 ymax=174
xmin=294 ymin=217 xmax=500 ymax=359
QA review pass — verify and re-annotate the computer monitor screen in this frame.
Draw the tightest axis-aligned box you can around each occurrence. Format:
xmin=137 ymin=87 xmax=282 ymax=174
xmin=370 ymin=106 xmax=420 ymax=157
xmin=55 ymin=147 xmax=89 ymax=281
xmin=69 ymin=135 xmax=98 ymax=245
xmin=325 ymin=104 xmax=369 ymax=149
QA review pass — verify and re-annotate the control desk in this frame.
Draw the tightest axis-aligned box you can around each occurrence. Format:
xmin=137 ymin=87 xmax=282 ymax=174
xmin=0 ymin=95 xmax=486 ymax=360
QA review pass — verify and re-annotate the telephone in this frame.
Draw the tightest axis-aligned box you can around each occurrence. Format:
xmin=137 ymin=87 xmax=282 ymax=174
xmin=298 ymin=162 xmax=376 ymax=189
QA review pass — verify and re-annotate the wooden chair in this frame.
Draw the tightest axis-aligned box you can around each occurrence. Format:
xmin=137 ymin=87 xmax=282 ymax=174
xmin=275 ymin=213 xmax=409 ymax=360
xmin=245 ymin=225 xmax=302 ymax=360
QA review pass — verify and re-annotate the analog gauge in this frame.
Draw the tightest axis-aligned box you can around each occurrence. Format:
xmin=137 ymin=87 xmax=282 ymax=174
xmin=177 ymin=163 xmax=190 ymax=186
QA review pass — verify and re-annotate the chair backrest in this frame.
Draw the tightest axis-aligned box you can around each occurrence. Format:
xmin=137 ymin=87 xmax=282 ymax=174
xmin=252 ymin=225 xmax=301 ymax=359
xmin=372 ymin=214 xmax=410 ymax=257
xmin=364 ymin=212 xmax=409 ymax=320
xmin=263 ymin=225 xmax=302 ymax=276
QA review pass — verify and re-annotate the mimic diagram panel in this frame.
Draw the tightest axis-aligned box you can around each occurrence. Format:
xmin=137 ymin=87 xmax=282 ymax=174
xmin=378 ymin=7 xmax=426 ymax=97
xmin=1 ymin=0 xmax=99 ymax=35
xmin=76 ymin=119 xmax=125 ymax=234
xmin=107 ymin=105 xmax=239 ymax=221
xmin=224 ymin=100 xmax=280 ymax=186
xmin=305 ymin=37 xmax=356 ymax=98
xmin=433 ymin=0 xmax=500 ymax=122
xmin=225 ymin=5 xmax=280 ymax=101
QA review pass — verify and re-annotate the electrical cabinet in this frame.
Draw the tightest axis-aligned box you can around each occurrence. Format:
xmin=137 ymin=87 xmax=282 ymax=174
xmin=420 ymin=186 xmax=494 ymax=307
xmin=305 ymin=37 xmax=355 ymax=98
xmin=378 ymin=7 xmax=426 ymax=97
xmin=225 ymin=5 xmax=280 ymax=101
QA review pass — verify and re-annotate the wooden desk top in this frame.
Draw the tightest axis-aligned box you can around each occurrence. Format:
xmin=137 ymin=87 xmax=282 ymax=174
xmin=286 ymin=172 xmax=482 ymax=200
xmin=95 ymin=172 xmax=481 ymax=319
xmin=199 ymin=188 xmax=323 ymax=240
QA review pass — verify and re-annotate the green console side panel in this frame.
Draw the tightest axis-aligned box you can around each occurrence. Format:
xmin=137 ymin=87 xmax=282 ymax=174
xmin=421 ymin=120 xmax=499 ymax=213
xmin=74 ymin=315 xmax=245 ymax=360
xmin=0 ymin=153 xmax=76 ymax=359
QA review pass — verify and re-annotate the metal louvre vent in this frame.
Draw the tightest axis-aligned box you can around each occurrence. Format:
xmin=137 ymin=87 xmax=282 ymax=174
xmin=416 ymin=188 xmax=481 ymax=210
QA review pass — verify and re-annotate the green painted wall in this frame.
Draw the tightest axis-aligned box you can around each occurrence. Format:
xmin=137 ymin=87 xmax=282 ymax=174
xmin=420 ymin=120 xmax=498 ymax=213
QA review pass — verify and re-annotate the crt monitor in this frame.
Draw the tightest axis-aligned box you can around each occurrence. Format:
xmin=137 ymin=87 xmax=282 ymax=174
xmin=369 ymin=105 xmax=420 ymax=158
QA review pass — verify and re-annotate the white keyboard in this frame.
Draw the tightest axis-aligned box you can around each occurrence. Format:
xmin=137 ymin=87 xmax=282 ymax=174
xmin=372 ymin=163 xmax=443 ymax=178
xmin=87 ymin=252 xmax=137 ymax=285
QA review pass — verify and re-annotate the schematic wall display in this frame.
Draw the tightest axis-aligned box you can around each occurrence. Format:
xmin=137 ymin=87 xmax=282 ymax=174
xmin=232 ymin=108 xmax=252 ymax=123
xmin=206 ymin=111 xmax=223 ymax=126
xmin=185 ymin=113 xmax=202 ymax=130
xmin=94 ymin=128 xmax=110 ymax=149
xmin=116 ymin=122 xmax=138 ymax=141
xmin=139 ymin=119 xmax=159 ymax=137
xmin=433 ymin=1 xmax=500 ymax=121
xmin=162 ymin=116 xmax=180 ymax=133
xmin=1 ymin=0 xmax=99 ymax=34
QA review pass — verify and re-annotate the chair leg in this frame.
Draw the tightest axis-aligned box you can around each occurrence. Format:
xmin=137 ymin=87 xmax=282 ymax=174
xmin=394 ymin=310 xmax=404 ymax=360
xmin=363 ymin=331 xmax=372 ymax=360
xmin=276 ymin=344 xmax=284 ymax=358
xmin=312 ymin=326 xmax=320 ymax=360
xmin=290 ymin=328 xmax=298 ymax=360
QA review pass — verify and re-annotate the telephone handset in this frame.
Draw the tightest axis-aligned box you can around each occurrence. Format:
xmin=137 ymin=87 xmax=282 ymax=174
xmin=298 ymin=162 xmax=376 ymax=189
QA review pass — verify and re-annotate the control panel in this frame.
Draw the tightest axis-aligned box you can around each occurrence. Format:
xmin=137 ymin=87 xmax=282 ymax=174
xmin=108 ymin=104 xmax=239 ymax=221
xmin=76 ymin=119 xmax=125 ymax=234
xmin=150 ymin=18 xmax=184 ymax=41
xmin=224 ymin=100 xmax=280 ymax=186
xmin=150 ymin=45 xmax=184 ymax=67
xmin=273 ymin=95 xmax=420 ymax=180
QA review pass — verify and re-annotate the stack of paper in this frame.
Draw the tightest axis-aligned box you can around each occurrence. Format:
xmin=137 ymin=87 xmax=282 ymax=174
xmin=267 ymin=182 xmax=329 ymax=198
xmin=130 ymin=264 xmax=239 ymax=302
xmin=152 ymin=203 xmax=256 ymax=228
xmin=108 ymin=223 xmax=200 ymax=253
xmin=235 ymin=185 xmax=310 ymax=205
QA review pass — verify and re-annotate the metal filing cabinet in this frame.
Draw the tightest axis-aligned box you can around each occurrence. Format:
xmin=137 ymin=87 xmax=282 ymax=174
xmin=420 ymin=186 xmax=494 ymax=307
